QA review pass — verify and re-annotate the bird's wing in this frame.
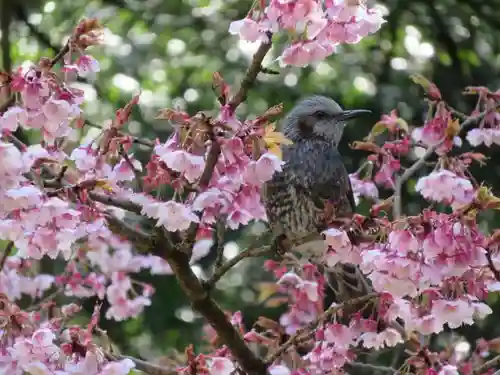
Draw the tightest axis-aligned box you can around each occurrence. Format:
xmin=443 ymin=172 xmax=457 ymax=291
xmin=284 ymin=146 xmax=355 ymax=231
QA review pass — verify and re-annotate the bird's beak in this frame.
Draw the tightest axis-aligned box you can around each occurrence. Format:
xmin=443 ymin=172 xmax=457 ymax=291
xmin=338 ymin=109 xmax=371 ymax=120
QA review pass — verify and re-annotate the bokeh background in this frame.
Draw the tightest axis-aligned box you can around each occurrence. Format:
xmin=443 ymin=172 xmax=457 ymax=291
xmin=2 ymin=0 xmax=500 ymax=370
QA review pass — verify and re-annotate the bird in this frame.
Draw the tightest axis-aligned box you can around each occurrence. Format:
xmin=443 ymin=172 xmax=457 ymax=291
xmin=262 ymin=95 xmax=372 ymax=311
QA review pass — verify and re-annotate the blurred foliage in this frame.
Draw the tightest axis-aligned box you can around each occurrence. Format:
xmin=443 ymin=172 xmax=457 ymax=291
xmin=3 ymin=0 xmax=500 ymax=368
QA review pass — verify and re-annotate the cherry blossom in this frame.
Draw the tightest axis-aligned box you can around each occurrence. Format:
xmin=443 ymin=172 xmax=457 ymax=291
xmin=415 ymin=169 xmax=475 ymax=208
xmin=0 ymin=9 xmax=498 ymax=375
xmin=229 ymin=0 xmax=385 ymax=67
xmin=349 ymin=173 xmax=378 ymax=204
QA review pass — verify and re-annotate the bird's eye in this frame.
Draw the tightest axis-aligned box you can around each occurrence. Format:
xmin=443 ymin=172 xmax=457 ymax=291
xmin=314 ymin=110 xmax=328 ymax=118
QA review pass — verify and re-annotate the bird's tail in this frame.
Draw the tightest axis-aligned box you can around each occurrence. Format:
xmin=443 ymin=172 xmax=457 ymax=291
xmin=323 ymin=263 xmax=374 ymax=318
xmin=279 ymin=234 xmax=376 ymax=321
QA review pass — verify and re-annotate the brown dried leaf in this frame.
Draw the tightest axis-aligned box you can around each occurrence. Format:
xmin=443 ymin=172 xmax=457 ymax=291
xmin=350 ymin=141 xmax=382 ymax=153
xmin=155 ymin=108 xmax=191 ymax=123
xmin=262 ymin=103 xmax=284 ymax=118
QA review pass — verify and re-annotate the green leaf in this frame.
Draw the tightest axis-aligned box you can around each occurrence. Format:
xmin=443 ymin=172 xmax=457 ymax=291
xmin=396 ymin=118 xmax=409 ymax=133
xmin=367 ymin=121 xmax=388 ymax=140
xmin=409 ymin=74 xmax=432 ymax=91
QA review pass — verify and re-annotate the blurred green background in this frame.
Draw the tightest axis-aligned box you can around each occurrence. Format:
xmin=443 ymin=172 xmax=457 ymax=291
xmin=2 ymin=0 xmax=500 ymax=369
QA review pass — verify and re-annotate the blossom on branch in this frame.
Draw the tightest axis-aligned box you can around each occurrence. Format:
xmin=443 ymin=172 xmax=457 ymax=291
xmin=229 ymin=0 xmax=385 ymax=67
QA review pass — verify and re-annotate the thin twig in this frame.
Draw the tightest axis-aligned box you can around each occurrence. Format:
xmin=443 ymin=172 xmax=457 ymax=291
xmin=108 ymin=353 xmax=176 ymax=375
xmin=0 ymin=39 xmax=70 ymax=113
xmin=345 ymin=362 xmax=397 ymax=373
xmin=183 ymin=41 xmax=272 ymax=251
xmin=198 ymin=141 xmax=221 ymax=189
xmin=42 ymin=173 xmax=143 ymax=216
xmin=130 ymin=134 xmax=155 ymax=148
xmin=393 ymin=109 xmax=492 ymax=219
xmin=0 ymin=242 xmax=14 ymax=270
xmin=206 ymin=245 xmax=271 ymax=289
xmin=473 ymin=354 xmax=500 ymax=375
xmin=265 ymin=293 xmax=379 ymax=364
xmin=104 ymin=214 xmax=152 ymax=247
xmin=227 ymin=39 xmax=273 ymax=111
xmin=119 ymin=145 xmax=143 ymax=190
xmin=27 ymin=286 xmax=64 ymax=311
xmin=213 ymin=220 xmax=226 ymax=270
xmin=85 ymin=119 xmax=155 ymax=148
xmin=485 ymin=249 xmax=500 ymax=281
xmin=49 ymin=43 xmax=70 ymax=68
xmin=88 ymin=192 xmax=143 ymax=215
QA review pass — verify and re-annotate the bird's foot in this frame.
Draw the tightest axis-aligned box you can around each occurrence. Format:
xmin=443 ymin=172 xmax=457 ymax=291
xmin=270 ymin=234 xmax=293 ymax=258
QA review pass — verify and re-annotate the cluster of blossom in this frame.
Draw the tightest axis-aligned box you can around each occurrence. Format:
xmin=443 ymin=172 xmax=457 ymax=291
xmin=348 ymin=172 xmax=378 ymax=205
xmin=250 ymin=83 xmax=500 ymax=374
xmin=0 ymin=297 xmax=136 ymax=375
xmin=464 ymin=87 xmax=500 ymax=147
xmin=0 ymin=15 xmax=295 ymax=375
xmin=1 ymin=5 xmax=500 ymax=375
xmin=138 ymin=131 xmax=282 ymax=232
xmin=255 ymin=211 xmax=497 ymax=374
xmin=412 ymin=104 xmax=463 ymax=154
xmin=229 ymin=0 xmax=385 ymax=67
xmin=272 ymin=262 xmax=325 ymax=334
xmin=415 ymin=169 xmax=474 ymax=208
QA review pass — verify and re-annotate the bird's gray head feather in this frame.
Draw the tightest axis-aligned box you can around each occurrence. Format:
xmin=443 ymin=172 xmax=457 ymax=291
xmin=282 ymin=95 xmax=370 ymax=146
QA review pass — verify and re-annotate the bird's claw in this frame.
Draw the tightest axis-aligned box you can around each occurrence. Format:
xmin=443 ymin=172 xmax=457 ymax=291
xmin=271 ymin=234 xmax=293 ymax=257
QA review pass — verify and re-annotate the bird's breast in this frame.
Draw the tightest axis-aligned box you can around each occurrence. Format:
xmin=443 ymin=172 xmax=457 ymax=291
xmin=263 ymin=181 xmax=322 ymax=242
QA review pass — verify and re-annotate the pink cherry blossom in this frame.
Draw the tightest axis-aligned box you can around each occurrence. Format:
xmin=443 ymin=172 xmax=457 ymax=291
xmin=438 ymin=365 xmax=460 ymax=375
xmin=0 ymin=106 xmax=26 ymax=132
xmin=279 ymin=40 xmax=335 ymax=67
xmin=243 ymin=152 xmax=284 ymax=185
xmin=76 ymin=55 xmax=101 ymax=76
xmin=415 ymin=169 xmax=474 ymax=207
xmin=105 ymin=273 xmax=152 ymax=321
xmin=70 ymin=146 xmax=99 ymax=172
xmin=228 ymin=18 xmax=271 ymax=43
xmin=208 ymin=357 xmax=235 ymax=375
xmin=158 ymin=148 xmax=205 ymax=183
xmin=269 ymin=365 xmax=292 ymax=375
xmin=359 ymin=328 xmax=403 ymax=350
xmin=229 ymin=0 xmax=385 ymax=67
xmin=349 ymin=173 xmax=378 ymax=204
xmin=152 ymin=201 xmax=200 ymax=232
xmin=0 ymin=142 xmax=25 ymax=185
xmin=466 ymin=128 xmax=500 ymax=147
xmin=2 ymin=185 xmax=43 ymax=213
xmin=0 ymin=11 xmax=497 ymax=375
xmin=412 ymin=111 xmax=462 ymax=154
xmin=109 ymin=154 xmax=143 ymax=182
xmin=432 ymin=299 xmax=475 ymax=329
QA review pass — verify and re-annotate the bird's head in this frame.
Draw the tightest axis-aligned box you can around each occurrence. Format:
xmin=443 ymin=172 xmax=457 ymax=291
xmin=282 ymin=95 xmax=371 ymax=146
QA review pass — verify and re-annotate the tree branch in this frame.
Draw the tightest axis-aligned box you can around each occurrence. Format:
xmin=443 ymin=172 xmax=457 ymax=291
xmin=87 ymin=192 xmax=143 ymax=215
xmin=485 ymin=248 xmax=500 ymax=281
xmin=153 ymin=230 xmax=268 ymax=375
xmin=0 ymin=0 xmax=12 ymax=112
xmin=228 ymin=39 xmax=272 ymax=111
xmin=473 ymin=354 xmax=500 ymax=375
xmin=205 ymin=245 xmax=271 ymax=289
xmin=0 ymin=241 xmax=14 ymax=271
xmin=183 ymin=41 xmax=272 ymax=250
xmin=104 ymin=214 xmax=151 ymax=244
xmin=265 ymin=293 xmax=379 ymax=364
xmin=0 ymin=37 xmax=70 ymax=114
xmin=1 ymin=0 xmax=12 ymax=75
xmin=344 ymin=362 xmax=397 ymax=373
xmin=108 ymin=353 xmax=176 ymax=375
